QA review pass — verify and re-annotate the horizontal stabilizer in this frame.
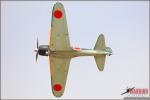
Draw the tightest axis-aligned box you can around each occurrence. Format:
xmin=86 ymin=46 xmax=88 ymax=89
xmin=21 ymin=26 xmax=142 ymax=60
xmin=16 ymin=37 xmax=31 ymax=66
xmin=94 ymin=55 xmax=106 ymax=71
xmin=94 ymin=34 xmax=106 ymax=71
xmin=94 ymin=34 xmax=105 ymax=50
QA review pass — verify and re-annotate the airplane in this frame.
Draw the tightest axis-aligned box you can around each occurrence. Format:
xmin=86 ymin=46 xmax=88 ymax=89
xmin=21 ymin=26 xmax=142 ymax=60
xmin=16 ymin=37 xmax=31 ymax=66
xmin=34 ymin=2 xmax=113 ymax=97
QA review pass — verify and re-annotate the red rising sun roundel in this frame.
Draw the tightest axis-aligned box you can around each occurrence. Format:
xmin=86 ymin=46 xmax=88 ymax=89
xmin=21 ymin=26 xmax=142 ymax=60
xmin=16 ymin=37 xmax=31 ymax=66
xmin=54 ymin=10 xmax=63 ymax=19
xmin=53 ymin=84 xmax=62 ymax=91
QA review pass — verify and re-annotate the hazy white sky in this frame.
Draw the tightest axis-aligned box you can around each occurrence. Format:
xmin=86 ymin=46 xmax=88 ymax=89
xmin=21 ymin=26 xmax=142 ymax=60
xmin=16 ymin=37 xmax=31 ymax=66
xmin=1 ymin=1 xmax=149 ymax=99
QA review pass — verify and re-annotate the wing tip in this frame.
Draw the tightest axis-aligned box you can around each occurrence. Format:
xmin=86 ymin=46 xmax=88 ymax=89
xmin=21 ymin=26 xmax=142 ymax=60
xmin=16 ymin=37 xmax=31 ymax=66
xmin=52 ymin=89 xmax=64 ymax=97
xmin=54 ymin=2 xmax=64 ymax=8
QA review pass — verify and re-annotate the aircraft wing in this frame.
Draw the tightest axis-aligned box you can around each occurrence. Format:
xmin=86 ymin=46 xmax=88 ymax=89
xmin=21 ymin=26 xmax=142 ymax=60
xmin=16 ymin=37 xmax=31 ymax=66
xmin=49 ymin=56 xmax=71 ymax=97
xmin=50 ymin=3 xmax=71 ymax=50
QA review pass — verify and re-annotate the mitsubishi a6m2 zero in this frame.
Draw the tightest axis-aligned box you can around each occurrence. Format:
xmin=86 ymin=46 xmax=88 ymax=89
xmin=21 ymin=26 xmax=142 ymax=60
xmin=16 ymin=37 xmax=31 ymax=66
xmin=34 ymin=2 xmax=113 ymax=97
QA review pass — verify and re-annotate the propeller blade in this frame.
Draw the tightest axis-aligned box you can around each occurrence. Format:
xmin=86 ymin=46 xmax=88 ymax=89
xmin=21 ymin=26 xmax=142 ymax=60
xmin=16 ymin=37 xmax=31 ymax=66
xmin=37 ymin=38 xmax=39 ymax=49
xmin=35 ymin=36 xmax=39 ymax=62
xmin=36 ymin=51 xmax=38 ymax=61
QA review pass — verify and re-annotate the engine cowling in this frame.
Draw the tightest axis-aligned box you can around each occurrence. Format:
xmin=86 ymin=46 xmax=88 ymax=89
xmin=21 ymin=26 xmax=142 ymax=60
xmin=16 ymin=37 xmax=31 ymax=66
xmin=38 ymin=45 xmax=50 ymax=56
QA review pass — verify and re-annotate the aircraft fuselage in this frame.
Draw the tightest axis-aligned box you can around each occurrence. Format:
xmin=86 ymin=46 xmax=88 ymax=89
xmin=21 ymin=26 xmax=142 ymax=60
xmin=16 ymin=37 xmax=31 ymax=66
xmin=50 ymin=49 xmax=110 ymax=57
xmin=37 ymin=45 xmax=112 ymax=57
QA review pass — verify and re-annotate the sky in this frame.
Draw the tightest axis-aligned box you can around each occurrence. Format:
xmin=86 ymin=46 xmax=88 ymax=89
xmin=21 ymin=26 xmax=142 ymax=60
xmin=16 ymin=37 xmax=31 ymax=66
xmin=1 ymin=1 xmax=149 ymax=99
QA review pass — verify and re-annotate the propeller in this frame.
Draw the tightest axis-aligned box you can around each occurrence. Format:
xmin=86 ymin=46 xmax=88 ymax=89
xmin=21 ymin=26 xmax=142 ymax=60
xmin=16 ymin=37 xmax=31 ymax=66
xmin=34 ymin=38 xmax=39 ymax=61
